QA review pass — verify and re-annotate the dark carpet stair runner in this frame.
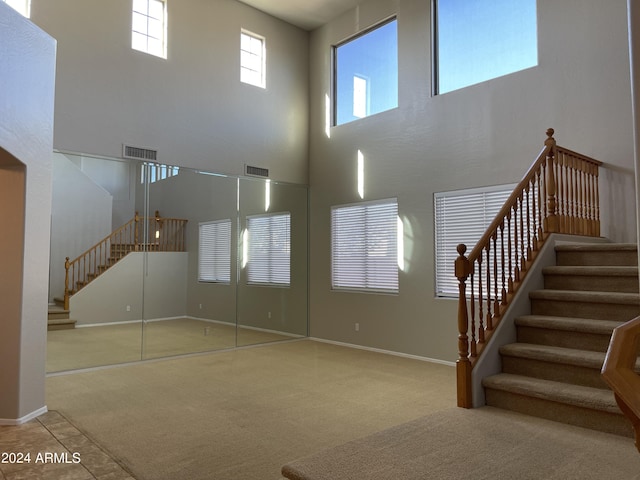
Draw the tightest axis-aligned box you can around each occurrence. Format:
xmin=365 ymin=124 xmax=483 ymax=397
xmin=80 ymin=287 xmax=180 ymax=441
xmin=482 ymin=243 xmax=640 ymax=437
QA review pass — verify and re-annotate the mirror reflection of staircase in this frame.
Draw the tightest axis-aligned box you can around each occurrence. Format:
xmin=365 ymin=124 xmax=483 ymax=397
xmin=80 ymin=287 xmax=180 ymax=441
xmin=47 ymin=211 xmax=187 ymax=330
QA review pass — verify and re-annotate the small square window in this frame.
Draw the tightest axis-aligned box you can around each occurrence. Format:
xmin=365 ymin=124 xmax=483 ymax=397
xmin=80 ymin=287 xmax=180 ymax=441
xmin=131 ymin=0 xmax=167 ymax=59
xmin=241 ymin=30 xmax=266 ymax=88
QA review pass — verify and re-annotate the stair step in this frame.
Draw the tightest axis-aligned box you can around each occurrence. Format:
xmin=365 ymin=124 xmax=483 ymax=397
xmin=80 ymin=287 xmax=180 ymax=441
xmin=499 ymin=343 xmax=609 ymax=389
xmin=555 ymin=243 xmax=638 ymax=266
xmin=542 ymin=265 xmax=639 ymax=293
xmin=482 ymin=373 xmax=632 ymax=437
xmin=530 ymin=289 xmax=640 ymax=321
xmin=47 ymin=318 xmax=77 ymax=331
xmin=515 ymin=315 xmax=624 ymax=352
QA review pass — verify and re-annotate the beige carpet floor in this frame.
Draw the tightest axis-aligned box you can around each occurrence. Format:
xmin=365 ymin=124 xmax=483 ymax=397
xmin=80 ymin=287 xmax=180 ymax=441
xmin=46 ymin=339 xmax=455 ymax=479
xmin=46 ymin=339 xmax=640 ymax=480
xmin=47 ymin=318 xmax=295 ymax=372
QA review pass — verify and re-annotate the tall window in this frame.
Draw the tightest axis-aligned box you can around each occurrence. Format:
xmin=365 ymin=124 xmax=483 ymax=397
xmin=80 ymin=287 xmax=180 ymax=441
xmin=2 ymin=0 xmax=30 ymax=17
xmin=247 ymin=213 xmax=290 ymax=286
xmin=241 ymin=30 xmax=266 ymax=88
xmin=198 ymin=220 xmax=231 ymax=283
xmin=331 ymin=198 xmax=398 ymax=293
xmin=434 ymin=185 xmax=515 ymax=297
xmin=334 ymin=18 xmax=398 ymax=126
xmin=132 ymin=0 xmax=167 ymax=59
xmin=434 ymin=0 xmax=537 ymax=94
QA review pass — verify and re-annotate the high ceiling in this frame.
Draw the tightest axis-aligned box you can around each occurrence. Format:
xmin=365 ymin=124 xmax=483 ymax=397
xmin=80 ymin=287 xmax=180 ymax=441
xmin=237 ymin=0 xmax=364 ymax=31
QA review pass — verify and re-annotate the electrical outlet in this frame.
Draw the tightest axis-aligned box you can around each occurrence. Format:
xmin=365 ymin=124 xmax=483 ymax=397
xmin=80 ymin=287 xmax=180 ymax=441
xmin=268 ymin=311 xmax=272 ymax=319
xmin=355 ymin=322 xmax=359 ymax=332
xmin=199 ymin=304 xmax=203 ymax=309
xmin=126 ymin=305 xmax=131 ymax=312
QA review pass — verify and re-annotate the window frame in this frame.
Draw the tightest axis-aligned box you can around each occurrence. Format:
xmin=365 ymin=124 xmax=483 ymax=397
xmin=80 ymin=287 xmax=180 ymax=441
xmin=246 ymin=212 xmax=291 ymax=287
xmin=331 ymin=198 xmax=399 ymax=294
xmin=432 ymin=0 xmax=538 ymax=95
xmin=332 ymin=17 xmax=398 ymax=127
xmin=240 ymin=29 xmax=266 ymax=89
xmin=131 ymin=0 xmax=167 ymax=59
xmin=2 ymin=0 xmax=30 ymax=17
xmin=198 ymin=219 xmax=232 ymax=284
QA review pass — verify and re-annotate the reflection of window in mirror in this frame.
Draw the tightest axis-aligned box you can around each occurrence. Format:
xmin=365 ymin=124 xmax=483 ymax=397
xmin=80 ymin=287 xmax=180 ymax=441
xmin=246 ymin=212 xmax=290 ymax=286
xmin=198 ymin=219 xmax=231 ymax=283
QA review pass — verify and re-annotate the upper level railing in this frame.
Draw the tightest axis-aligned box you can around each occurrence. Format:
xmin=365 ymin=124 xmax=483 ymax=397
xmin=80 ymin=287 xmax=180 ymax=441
xmin=455 ymin=129 xmax=604 ymax=407
xmin=601 ymin=317 xmax=640 ymax=454
xmin=63 ymin=211 xmax=187 ymax=309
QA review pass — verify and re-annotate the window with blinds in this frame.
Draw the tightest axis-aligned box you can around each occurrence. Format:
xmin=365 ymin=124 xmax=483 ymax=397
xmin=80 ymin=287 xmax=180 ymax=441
xmin=198 ymin=220 xmax=231 ymax=283
xmin=331 ymin=198 xmax=398 ymax=293
xmin=247 ymin=213 xmax=290 ymax=286
xmin=434 ymin=184 xmax=515 ymax=297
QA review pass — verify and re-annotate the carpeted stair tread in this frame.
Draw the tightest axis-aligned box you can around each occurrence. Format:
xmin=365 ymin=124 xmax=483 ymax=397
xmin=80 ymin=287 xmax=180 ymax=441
xmin=482 ymin=373 xmax=621 ymax=414
xmin=542 ymin=265 xmax=638 ymax=276
xmin=515 ymin=315 xmax=623 ymax=335
xmin=499 ymin=343 xmax=606 ymax=369
xmin=554 ymin=243 xmax=638 ymax=252
xmin=529 ymin=289 xmax=640 ymax=304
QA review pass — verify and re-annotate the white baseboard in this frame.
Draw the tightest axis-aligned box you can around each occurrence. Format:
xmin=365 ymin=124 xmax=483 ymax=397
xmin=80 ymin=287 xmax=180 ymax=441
xmin=0 ymin=406 xmax=48 ymax=425
xmin=309 ymin=337 xmax=456 ymax=367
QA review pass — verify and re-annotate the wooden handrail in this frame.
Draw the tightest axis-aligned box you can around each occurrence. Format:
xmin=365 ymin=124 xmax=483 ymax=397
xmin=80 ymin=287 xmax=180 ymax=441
xmin=455 ymin=129 xmax=605 ymax=407
xmin=63 ymin=211 xmax=188 ymax=309
xmin=601 ymin=317 xmax=640 ymax=453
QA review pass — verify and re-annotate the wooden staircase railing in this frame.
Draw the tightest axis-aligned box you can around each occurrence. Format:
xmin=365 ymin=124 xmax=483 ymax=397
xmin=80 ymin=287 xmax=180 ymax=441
xmin=63 ymin=210 xmax=187 ymax=309
xmin=455 ymin=128 xmax=604 ymax=407
xmin=601 ymin=317 xmax=640 ymax=453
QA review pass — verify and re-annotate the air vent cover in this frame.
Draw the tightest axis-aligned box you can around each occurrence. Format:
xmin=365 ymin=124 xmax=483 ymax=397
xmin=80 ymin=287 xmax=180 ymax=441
xmin=123 ymin=144 xmax=158 ymax=161
xmin=245 ymin=165 xmax=269 ymax=178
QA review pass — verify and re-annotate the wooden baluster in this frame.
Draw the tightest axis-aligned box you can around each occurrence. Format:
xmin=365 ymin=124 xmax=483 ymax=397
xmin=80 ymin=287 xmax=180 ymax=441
xmin=134 ymin=211 xmax=140 ymax=251
xmin=570 ymin=156 xmax=578 ymax=233
xmin=536 ymin=169 xmax=543 ymax=241
xmin=594 ymin=165 xmax=601 ymax=236
xmin=485 ymin=245 xmax=493 ymax=331
xmin=455 ymin=244 xmax=472 ymax=408
xmin=519 ymin=194 xmax=526 ymax=272
xmin=64 ymin=257 xmax=70 ymax=310
xmin=578 ymin=160 xmax=586 ymax=235
xmin=588 ymin=163 xmax=597 ymax=235
xmin=557 ymin=150 xmax=565 ymax=233
xmin=493 ymin=232 xmax=500 ymax=316
xmin=544 ymin=128 xmax=558 ymax=233
xmin=507 ymin=211 xmax=514 ymax=294
xmin=525 ymin=186 xmax=532 ymax=262
xmin=477 ymin=255 xmax=485 ymax=345
xmin=512 ymin=204 xmax=520 ymax=284
xmin=500 ymin=222 xmax=507 ymax=305
xmin=470 ymin=270 xmax=477 ymax=358
xmin=530 ymin=178 xmax=538 ymax=252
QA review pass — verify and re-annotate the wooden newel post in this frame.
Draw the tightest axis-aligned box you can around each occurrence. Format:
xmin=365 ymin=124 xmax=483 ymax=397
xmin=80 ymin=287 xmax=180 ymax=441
xmin=64 ymin=256 xmax=70 ymax=311
xmin=455 ymin=244 xmax=473 ymax=408
xmin=544 ymin=128 xmax=558 ymax=233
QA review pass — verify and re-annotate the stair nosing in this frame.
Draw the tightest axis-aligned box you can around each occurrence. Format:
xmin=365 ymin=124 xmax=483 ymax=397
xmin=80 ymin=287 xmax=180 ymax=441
xmin=542 ymin=265 xmax=638 ymax=276
xmin=529 ymin=289 xmax=640 ymax=304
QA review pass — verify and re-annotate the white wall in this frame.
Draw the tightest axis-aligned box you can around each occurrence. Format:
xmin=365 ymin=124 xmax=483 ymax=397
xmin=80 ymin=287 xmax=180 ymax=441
xmin=70 ymin=252 xmax=188 ymax=325
xmin=308 ymin=0 xmax=636 ymax=362
xmin=0 ymin=3 xmax=56 ymax=423
xmin=31 ymin=0 xmax=309 ymax=184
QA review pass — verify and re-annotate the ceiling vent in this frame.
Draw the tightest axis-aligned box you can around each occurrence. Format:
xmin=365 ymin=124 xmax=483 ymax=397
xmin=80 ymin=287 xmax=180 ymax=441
xmin=245 ymin=164 xmax=269 ymax=178
xmin=123 ymin=144 xmax=158 ymax=161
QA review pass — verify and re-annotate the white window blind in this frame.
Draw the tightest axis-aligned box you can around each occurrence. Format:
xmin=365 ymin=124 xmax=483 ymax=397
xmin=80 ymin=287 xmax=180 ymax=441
xmin=434 ymin=185 xmax=515 ymax=297
xmin=331 ymin=198 xmax=398 ymax=293
xmin=247 ymin=213 xmax=290 ymax=286
xmin=198 ymin=220 xmax=231 ymax=283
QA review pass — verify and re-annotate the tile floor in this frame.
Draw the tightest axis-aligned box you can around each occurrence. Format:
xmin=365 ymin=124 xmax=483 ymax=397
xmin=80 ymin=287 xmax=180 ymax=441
xmin=0 ymin=411 xmax=135 ymax=480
